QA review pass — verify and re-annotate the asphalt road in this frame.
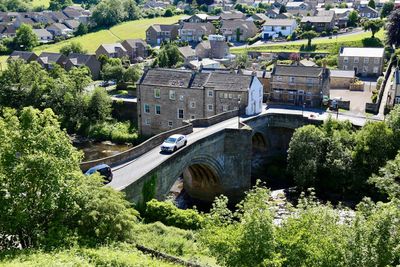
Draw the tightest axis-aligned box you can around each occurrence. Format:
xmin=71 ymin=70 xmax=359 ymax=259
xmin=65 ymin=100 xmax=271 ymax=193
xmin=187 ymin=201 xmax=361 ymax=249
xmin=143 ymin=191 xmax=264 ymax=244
xmin=108 ymin=106 xmax=380 ymax=192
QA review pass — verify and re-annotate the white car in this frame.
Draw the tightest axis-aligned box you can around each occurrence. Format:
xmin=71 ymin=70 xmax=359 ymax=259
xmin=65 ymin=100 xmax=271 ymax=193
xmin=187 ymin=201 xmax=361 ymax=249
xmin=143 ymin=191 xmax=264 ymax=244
xmin=160 ymin=134 xmax=187 ymax=153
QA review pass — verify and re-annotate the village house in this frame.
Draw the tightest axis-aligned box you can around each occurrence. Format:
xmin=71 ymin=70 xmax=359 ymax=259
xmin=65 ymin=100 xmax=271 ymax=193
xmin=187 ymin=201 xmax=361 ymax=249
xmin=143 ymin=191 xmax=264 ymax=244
xmin=262 ymin=19 xmax=297 ymax=39
xmin=36 ymin=52 xmax=67 ymax=70
xmin=121 ymin=39 xmax=148 ymax=62
xmin=95 ymin=43 xmax=128 ymax=59
xmin=184 ymin=13 xmax=209 ymax=23
xmin=32 ymin=28 xmax=54 ymax=43
xmin=338 ymin=47 xmax=385 ymax=76
xmin=137 ymin=68 xmax=263 ymax=135
xmin=330 ymin=70 xmax=356 ymax=89
xmin=8 ymin=50 xmax=38 ymax=63
xmin=247 ymin=13 xmax=269 ymax=22
xmin=195 ymin=34 xmax=230 ymax=59
xmin=46 ymin=22 xmax=73 ymax=37
xmin=300 ymin=13 xmax=335 ymax=32
xmin=178 ymin=46 xmax=198 ymax=65
xmin=220 ymin=20 xmax=258 ymax=42
xmin=146 ymin=24 xmax=180 ymax=45
xmin=285 ymin=2 xmax=313 ymax=16
xmin=65 ymin=53 xmax=101 ymax=80
xmin=269 ymin=64 xmax=330 ymax=107
xmin=178 ymin=22 xmax=216 ymax=42
xmin=219 ymin=10 xmax=246 ymax=20
xmin=357 ymin=5 xmax=379 ymax=18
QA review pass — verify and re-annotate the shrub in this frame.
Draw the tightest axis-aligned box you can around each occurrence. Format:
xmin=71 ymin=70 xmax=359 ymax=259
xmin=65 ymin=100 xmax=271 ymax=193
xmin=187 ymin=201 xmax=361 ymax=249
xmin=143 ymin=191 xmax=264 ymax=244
xmin=144 ymin=199 xmax=204 ymax=230
xmin=87 ymin=121 xmax=138 ymax=143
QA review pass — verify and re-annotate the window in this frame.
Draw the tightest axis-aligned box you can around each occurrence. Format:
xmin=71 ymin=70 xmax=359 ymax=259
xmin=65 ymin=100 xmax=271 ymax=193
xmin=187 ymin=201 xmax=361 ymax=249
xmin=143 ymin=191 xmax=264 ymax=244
xmin=219 ymin=92 xmax=224 ymax=98
xmin=229 ymin=93 xmax=233 ymax=99
xmin=178 ymin=108 xmax=184 ymax=119
xmin=222 ymin=105 xmax=228 ymax=112
xmin=145 ymin=118 xmax=150 ymax=125
xmin=307 ymin=78 xmax=313 ymax=84
xmin=144 ymin=104 xmax=150 ymax=114
xmin=364 ymin=57 xmax=369 ymax=64
xmin=168 ymin=121 xmax=173 ymax=127
xmin=276 ymin=76 xmax=282 ymax=81
xmin=288 ymin=91 xmax=295 ymax=100
xmin=179 ymin=95 xmax=184 ymax=101
xmin=373 ymin=66 xmax=379 ymax=73
xmin=154 ymin=89 xmax=160 ymax=98
xmin=224 ymin=93 xmax=228 ymax=98
xmin=155 ymin=105 xmax=161 ymax=115
xmin=191 ymin=115 xmax=195 ymax=119
xmin=306 ymin=92 xmax=312 ymax=100
xmin=208 ymin=90 xmax=214 ymax=97
xmin=289 ymin=77 xmax=295 ymax=83
xmin=374 ymin=58 xmax=380 ymax=64
xmin=169 ymin=90 xmax=176 ymax=100
xmin=363 ymin=66 xmax=368 ymax=73
xmin=281 ymin=26 xmax=286 ymax=30
xmin=208 ymin=104 xmax=213 ymax=111
xmin=190 ymin=101 xmax=196 ymax=108
xmin=354 ymin=57 xmax=359 ymax=63
xmin=343 ymin=57 xmax=349 ymax=64
xmin=343 ymin=65 xmax=348 ymax=70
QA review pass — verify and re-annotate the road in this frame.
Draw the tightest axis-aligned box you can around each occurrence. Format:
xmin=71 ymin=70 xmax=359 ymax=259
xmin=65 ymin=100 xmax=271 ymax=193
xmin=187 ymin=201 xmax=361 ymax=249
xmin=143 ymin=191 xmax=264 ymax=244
xmin=108 ymin=106 xmax=379 ymax=191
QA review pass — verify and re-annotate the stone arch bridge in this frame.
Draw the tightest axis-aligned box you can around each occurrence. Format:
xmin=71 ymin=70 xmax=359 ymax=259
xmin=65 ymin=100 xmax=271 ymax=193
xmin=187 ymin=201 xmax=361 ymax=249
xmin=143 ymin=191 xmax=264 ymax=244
xmin=122 ymin=113 xmax=321 ymax=204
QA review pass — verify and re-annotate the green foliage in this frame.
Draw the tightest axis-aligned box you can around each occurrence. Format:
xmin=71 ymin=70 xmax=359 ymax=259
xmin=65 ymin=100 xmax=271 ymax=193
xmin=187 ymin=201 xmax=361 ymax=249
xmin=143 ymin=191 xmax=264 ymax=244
xmin=300 ymin=30 xmax=318 ymax=47
xmin=12 ymin=24 xmax=38 ymax=51
xmin=368 ymin=0 xmax=376 ymax=9
xmin=279 ymin=4 xmax=286 ymax=14
xmin=87 ymin=121 xmax=138 ymax=143
xmin=164 ymin=8 xmax=173 ymax=17
xmin=0 ymin=108 xmax=138 ymax=249
xmin=145 ymin=199 xmax=204 ymax=230
xmin=88 ymin=87 xmax=112 ymax=123
xmin=348 ymin=10 xmax=359 ymax=27
xmin=48 ymin=0 xmax=72 ymax=10
xmin=363 ymin=19 xmax=384 ymax=38
xmin=153 ymin=43 xmax=183 ymax=68
xmin=59 ymin=41 xmax=87 ymax=56
xmin=75 ymin=23 xmax=89 ymax=36
xmin=386 ymin=8 xmax=400 ymax=48
xmin=91 ymin=0 xmax=141 ymax=27
xmin=381 ymin=1 xmax=394 ymax=18
xmin=361 ymin=36 xmax=384 ymax=47
xmin=370 ymin=152 xmax=400 ymax=200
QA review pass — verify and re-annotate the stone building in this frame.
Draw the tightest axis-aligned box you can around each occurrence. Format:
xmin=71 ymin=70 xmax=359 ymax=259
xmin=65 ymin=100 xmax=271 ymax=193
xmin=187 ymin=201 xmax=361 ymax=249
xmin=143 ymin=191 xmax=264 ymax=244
xmin=146 ymin=24 xmax=179 ymax=45
xmin=178 ymin=22 xmax=216 ymax=42
xmin=269 ymin=64 xmax=330 ymax=107
xmin=338 ymin=47 xmax=385 ymax=77
xmin=137 ymin=68 xmax=263 ymax=136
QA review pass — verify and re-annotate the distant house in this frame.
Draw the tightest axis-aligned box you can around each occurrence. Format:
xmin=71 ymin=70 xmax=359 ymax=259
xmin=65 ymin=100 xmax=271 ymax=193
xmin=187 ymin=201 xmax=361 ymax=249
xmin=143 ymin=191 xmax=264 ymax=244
xmin=121 ymin=39 xmax=148 ymax=61
xmin=338 ymin=47 xmax=385 ymax=76
xmin=195 ymin=35 xmax=230 ymax=59
xmin=285 ymin=2 xmax=313 ymax=16
xmin=392 ymin=69 xmax=400 ymax=105
xmin=46 ymin=23 xmax=73 ymax=37
xmin=357 ymin=6 xmax=379 ymax=18
xmin=300 ymin=14 xmax=335 ymax=32
xmin=220 ymin=10 xmax=246 ymax=20
xmin=262 ymin=19 xmax=297 ymax=39
xmin=33 ymin=29 xmax=53 ymax=43
xmin=146 ymin=24 xmax=179 ymax=45
xmin=1 ymin=25 xmax=17 ymax=38
xmin=179 ymin=22 xmax=216 ymax=42
xmin=65 ymin=53 xmax=101 ymax=80
xmin=247 ymin=13 xmax=269 ymax=22
xmin=270 ymin=64 xmax=330 ymax=107
xmin=178 ymin=46 xmax=198 ymax=64
xmin=185 ymin=13 xmax=209 ymax=23
xmin=64 ymin=19 xmax=80 ymax=31
xmin=95 ymin=43 xmax=128 ymax=59
xmin=265 ymin=9 xmax=280 ymax=18
xmin=8 ymin=50 xmax=38 ymax=62
xmin=36 ymin=52 xmax=67 ymax=69
xmin=220 ymin=20 xmax=258 ymax=42
xmin=189 ymin=58 xmax=221 ymax=69
xmin=330 ymin=70 xmax=356 ymax=89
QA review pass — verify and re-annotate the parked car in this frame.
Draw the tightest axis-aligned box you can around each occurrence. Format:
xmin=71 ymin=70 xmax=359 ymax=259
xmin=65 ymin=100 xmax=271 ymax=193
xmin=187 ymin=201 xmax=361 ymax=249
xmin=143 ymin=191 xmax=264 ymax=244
xmin=85 ymin=164 xmax=113 ymax=183
xmin=160 ymin=134 xmax=187 ymax=153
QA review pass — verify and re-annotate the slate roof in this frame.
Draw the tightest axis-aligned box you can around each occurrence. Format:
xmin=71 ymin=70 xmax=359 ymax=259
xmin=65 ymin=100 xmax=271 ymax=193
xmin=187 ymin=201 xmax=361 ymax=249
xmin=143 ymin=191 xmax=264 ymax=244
xmin=139 ymin=68 xmax=195 ymax=88
xmin=339 ymin=47 xmax=385 ymax=58
xmin=272 ymin=65 xmax=324 ymax=77
xmin=33 ymin=28 xmax=53 ymax=38
xmin=178 ymin=46 xmax=196 ymax=58
xmin=122 ymin=39 xmax=147 ymax=49
xmin=8 ymin=50 xmax=37 ymax=61
xmin=205 ymin=72 xmax=253 ymax=91
xmin=181 ymin=22 xmax=215 ymax=33
xmin=38 ymin=52 xmax=66 ymax=64
xmin=220 ymin=11 xmax=245 ymax=20
xmin=64 ymin=19 xmax=80 ymax=29
xmin=263 ymin=18 xmax=296 ymax=26
xmin=221 ymin=19 xmax=257 ymax=31
xmin=330 ymin=69 xmax=355 ymax=78
xmin=358 ymin=6 xmax=378 ymax=14
xmin=149 ymin=24 xmax=179 ymax=32
xmin=251 ymin=13 xmax=268 ymax=21
xmin=67 ymin=53 xmax=97 ymax=66
xmin=301 ymin=15 xmax=334 ymax=23
xmin=99 ymin=43 xmax=127 ymax=53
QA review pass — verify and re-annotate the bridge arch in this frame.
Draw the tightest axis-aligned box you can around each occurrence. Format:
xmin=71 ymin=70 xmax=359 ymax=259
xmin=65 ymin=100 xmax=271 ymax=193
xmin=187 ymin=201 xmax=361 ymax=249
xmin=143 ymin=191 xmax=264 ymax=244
xmin=252 ymin=132 xmax=268 ymax=154
xmin=181 ymin=155 xmax=224 ymax=202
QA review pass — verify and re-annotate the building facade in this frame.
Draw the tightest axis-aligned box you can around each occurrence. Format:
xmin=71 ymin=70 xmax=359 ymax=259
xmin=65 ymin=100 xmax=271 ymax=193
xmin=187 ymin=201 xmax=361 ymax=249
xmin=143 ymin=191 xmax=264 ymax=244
xmin=146 ymin=24 xmax=179 ymax=45
xmin=262 ymin=19 xmax=297 ymax=39
xmin=137 ymin=68 xmax=263 ymax=136
xmin=338 ymin=47 xmax=385 ymax=77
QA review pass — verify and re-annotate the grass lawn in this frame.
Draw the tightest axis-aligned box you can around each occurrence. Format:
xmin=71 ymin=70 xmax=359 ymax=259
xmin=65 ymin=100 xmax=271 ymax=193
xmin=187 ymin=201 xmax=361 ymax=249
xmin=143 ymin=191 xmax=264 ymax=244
xmin=232 ymin=29 xmax=386 ymax=54
xmin=29 ymin=0 xmax=50 ymax=8
xmin=33 ymin=15 xmax=183 ymax=54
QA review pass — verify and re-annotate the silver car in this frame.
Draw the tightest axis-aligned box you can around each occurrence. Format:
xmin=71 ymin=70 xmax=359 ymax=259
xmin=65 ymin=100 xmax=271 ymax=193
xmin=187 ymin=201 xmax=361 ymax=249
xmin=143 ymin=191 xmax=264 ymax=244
xmin=160 ymin=134 xmax=187 ymax=153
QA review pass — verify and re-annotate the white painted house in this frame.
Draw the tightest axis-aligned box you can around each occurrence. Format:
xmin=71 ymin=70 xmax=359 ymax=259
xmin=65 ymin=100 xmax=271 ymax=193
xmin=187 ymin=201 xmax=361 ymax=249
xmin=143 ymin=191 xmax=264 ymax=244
xmin=262 ymin=19 xmax=297 ymax=39
xmin=246 ymin=75 xmax=263 ymax=115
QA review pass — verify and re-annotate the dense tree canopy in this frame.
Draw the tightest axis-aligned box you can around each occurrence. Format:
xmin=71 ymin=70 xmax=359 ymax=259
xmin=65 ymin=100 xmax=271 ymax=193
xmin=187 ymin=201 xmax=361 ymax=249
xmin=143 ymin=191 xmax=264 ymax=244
xmin=362 ymin=19 xmax=384 ymax=38
xmin=13 ymin=24 xmax=38 ymax=51
xmin=152 ymin=43 xmax=183 ymax=68
xmin=381 ymin=1 xmax=394 ymax=18
xmin=386 ymin=8 xmax=400 ymax=47
xmin=60 ymin=42 xmax=87 ymax=56
xmin=49 ymin=0 xmax=73 ymax=11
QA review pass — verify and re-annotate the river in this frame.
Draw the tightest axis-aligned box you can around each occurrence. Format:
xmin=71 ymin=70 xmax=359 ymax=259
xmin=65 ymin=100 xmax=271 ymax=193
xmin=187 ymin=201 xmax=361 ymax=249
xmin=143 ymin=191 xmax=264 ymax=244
xmin=74 ymin=141 xmax=132 ymax=161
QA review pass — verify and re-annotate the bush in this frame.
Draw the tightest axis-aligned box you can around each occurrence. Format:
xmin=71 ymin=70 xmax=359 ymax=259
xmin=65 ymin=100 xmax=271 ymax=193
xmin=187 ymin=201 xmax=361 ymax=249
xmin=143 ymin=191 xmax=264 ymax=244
xmin=247 ymin=34 xmax=261 ymax=45
xmin=87 ymin=121 xmax=138 ymax=143
xmin=144 ymin=199 xmax=204 ymax=230
xmin=362 ymin=37 xmax=384 ymax=47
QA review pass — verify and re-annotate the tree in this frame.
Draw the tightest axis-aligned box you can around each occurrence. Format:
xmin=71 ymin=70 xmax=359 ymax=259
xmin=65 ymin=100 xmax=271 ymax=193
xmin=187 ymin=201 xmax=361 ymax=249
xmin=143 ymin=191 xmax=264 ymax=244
xmin=386 ymin=8 xmax=400 ymax=47
xmin=153 ymin=43 xmax=183 ymax=68
xmin=301 ymin=30 xmax=318 ymax=47
xmin=363 ymin=19 xmax=384 ymax=38
xmin=234 ymin=52 xmax=249 ymax=68
xmin=0 ymin=108 xmax=137 ymax=249
xmin=123 ymin=65 xmax=141 ymax=84
xmin=13 ymin=23 xmax=38 ymax=51
xmin=91 ymin=0 xmax=127 ymax=27
xmin=368 ymin=0 xmax=376 ymax=9
xmin=88 ymin=87 xmax=112 ymax=122
xmin=287 ymin=125 xmax=326 ymax=189
xmin=348 ymin=10 xmax=359 ymax=27
xmin=164 ymin=8 xmax=173 ymax=17
xmin=279 ymin=4 xmax=286 ymax=14
xmin=49 ymin=0 xmax=73 ymax=10
xmin=123 ymin=0 xmax=141 ymax=20
xmin=60 ymin=42 xmax=87 ymax=56
xmin=75 ymin=23 xmax=89 ymax=36
xmin=381 ymin=1 xmax=394 ymax=18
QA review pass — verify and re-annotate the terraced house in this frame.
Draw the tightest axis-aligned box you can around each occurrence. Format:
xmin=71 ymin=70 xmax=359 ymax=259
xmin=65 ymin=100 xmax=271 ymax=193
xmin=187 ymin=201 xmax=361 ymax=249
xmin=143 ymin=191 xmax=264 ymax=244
xmin=137 ymin=68 xmax=263 ymax=135
xmin=269 ymin=65 xmax=330 ymax=107
xmin=146 ymin=24 xmax=179 ymax=45
xmin=178 ymin=22 xmax=216 ymax=42
xmin=338 ymin=47 xmax=385 ymax=77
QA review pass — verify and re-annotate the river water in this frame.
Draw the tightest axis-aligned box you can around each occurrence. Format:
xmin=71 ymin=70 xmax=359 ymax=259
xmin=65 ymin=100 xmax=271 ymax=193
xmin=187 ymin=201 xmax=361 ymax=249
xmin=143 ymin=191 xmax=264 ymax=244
xmin=74 ymin=141 xmax=132 ymax=161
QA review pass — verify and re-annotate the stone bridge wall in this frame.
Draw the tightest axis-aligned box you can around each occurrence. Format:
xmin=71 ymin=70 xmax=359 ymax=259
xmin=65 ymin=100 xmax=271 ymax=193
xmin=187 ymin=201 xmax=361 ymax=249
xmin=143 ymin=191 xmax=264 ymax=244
xmin=122 ymin=128 xmax=253 ymax=204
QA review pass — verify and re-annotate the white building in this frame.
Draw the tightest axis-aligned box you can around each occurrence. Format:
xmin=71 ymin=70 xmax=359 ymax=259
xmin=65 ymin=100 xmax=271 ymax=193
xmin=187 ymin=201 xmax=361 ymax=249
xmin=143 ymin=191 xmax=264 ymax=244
xmin=246 ymin=75 xmax=263 ymax=115
xmin=262 ymin=19 xmax=297 ymax=39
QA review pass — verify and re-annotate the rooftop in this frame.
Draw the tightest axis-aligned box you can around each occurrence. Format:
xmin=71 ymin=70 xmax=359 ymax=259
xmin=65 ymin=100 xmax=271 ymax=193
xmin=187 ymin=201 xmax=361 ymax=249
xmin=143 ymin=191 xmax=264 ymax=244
xmin=330 ymin=69 xmax=355 ymax=78
xmin=339 ymin=47 xmax=385 ymax=58
xmin=272 ymin=65 xmax=324 ymax=77
xmin=263 ymin=18 xmax=296 ymax=26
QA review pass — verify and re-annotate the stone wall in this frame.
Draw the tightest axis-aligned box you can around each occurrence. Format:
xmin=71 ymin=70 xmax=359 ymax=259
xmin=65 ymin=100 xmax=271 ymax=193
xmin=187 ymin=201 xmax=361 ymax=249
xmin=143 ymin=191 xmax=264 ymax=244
xmin=190 ymin=109 xmax=238 ymax=127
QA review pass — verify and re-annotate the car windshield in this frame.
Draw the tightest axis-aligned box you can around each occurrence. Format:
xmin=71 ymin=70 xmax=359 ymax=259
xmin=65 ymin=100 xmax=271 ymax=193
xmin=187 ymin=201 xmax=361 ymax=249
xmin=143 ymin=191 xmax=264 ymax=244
xmin=165 ymin=137 xmax=176 ymax=144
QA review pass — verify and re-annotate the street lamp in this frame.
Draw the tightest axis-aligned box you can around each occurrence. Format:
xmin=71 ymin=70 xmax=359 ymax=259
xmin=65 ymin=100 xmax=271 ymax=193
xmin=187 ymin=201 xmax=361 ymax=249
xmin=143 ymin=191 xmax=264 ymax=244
xmin=238 ymin=98 xmax=241 ymax=129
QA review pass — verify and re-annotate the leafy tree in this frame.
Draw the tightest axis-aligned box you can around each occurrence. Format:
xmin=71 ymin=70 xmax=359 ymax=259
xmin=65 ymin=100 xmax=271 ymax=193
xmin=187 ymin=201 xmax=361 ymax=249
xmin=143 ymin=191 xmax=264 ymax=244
xmin=301 ymin=30 xmax=318 ymax=47
xmin=348 ymin=10 xmax=359 ymax=27
xmin=386 ymin=8 xmax=400 ymax=47
xmin=234 ymin=52 xmax=249 ymax=68
xmin=362 ymin=19 xmax=384 ymax=38
xmin=91 ymin=0 xmax=127 ymax=27
xmin=381 ymin=1 xmax=394 ymax=18
xmin=13 ymin=24 xmax=38 ymax=51
xmin=102 ymin=62 xmax=125 ymax=83
xmin=60 ymin=42 xmax=87 ymax=56
xmin=369 ymin=153 xmax=400 ymax=200
xmin=123 ymin=0 xmax=141 ymax=20
xmin=123 ymin=65 xmax=142 ymax=84
xmin=49 ymin=0 xmax=73 ymax=10
xmin=153 ymin=43 xmax=183 ymax=68
xmin=88 ymin=87 xmax=112 ymax=122
xmin=368 ymin=0 xmax=376 ymax=9
xmin=287 ymin=125 xmax=326 ymax=189
xmin=68 ymin=66 xmax=93 ymax=93
xmin=164 ymin=8 xmax=173 ymax=17
xmin=279 ymin=4 xmax=286 ymax=14
xmin=75 ymin=23 xmax=89 ymax=36
xmin=0 ymin=108 xmax=137 ymax=248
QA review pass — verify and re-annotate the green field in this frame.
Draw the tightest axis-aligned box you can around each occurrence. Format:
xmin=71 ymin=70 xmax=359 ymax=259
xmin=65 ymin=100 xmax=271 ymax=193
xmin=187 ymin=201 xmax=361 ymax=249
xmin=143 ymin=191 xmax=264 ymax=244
xmin=29 ymin=0 xmax=50 ymax=8
xmin=33 ymin=15 xmax=183 ymax=54
xmin=232 ymin=29 xmax=386 ymax=54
